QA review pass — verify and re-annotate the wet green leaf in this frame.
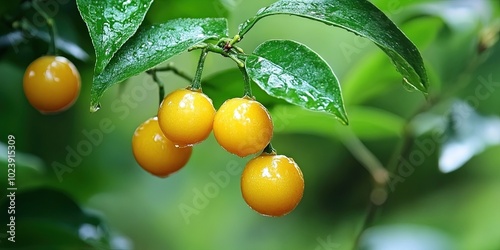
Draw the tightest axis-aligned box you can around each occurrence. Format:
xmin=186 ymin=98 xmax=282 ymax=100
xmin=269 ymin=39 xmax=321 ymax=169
xmin=343 ymin=17 xmax=443 ymax=105
xmin=203 ymin=69 xmax=288 ymax=109
xmin=246 ymin=39 xmax=348 ymax=124
xmin=239 ymin=0 xmax=428 ymax=94
xmin=90 ymin=18 xmax=228 ymax=111
xmin=77 ymin=0 xmax=153 ymax=74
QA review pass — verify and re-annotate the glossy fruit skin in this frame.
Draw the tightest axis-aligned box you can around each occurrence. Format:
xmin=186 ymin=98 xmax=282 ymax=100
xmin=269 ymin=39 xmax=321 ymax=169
xmin=23 ymin=56 xmax=81 ymax=113
xmin=132 ymin=117 xmax=192 ymax=177
xmin=213 ymin=98 xmax=273 ymax=157
xmin=241 ymin=154 xmax=304 ymax=217
xmin=158 ymin=89 xmax=215 ymax=146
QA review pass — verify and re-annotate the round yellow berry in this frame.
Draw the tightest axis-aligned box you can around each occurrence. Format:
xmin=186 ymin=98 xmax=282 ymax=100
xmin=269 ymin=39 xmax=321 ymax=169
xmin=241 ymin=154 xmax=304 ymax=216
xmin=23 ymin=56 xmax=81 ymax=113
xmin=158 ymin=88 xmax=215 ymax=146
xmin=132 ymin=117 xmax=192 ymax=177
xmin=213 ymin=98 xmax=273 ymax=157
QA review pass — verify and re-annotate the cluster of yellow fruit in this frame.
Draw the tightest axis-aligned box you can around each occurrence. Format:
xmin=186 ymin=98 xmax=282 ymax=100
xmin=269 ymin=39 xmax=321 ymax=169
xmin=132 ymin=88 xmax=304 ymax=216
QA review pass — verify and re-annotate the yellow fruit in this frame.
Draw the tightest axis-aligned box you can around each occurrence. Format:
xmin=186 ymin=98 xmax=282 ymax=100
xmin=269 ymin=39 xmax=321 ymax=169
xmin=23 ymin=56 xmax=80 ymax=113
xmin=132 ymin=117 xmax=192 ymax=177
xmin=158 ymin=89 xmax=215 ymax=146
xmin=213 ymin=98 xmax=273 ymax=157
xmin=241 ymin=154 xmax=304 ymax=216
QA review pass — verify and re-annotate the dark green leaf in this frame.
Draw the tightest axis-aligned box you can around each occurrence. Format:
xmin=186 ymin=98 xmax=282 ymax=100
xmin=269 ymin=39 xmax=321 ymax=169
xmin=246 ymin=39 xmax=348 ymax=124
xmin=0 ymin=188 xmax=125 ymax=249
xmin=90 ymin=18 xmax=228 ymax=111
xmin=77 ymin=0 xmax=154 ymax=74
xmin=203 ymin=69 xmax=288 ymax=109
xmin=343 ymin=17 xmax=444 ymax=104
xmin=239 ymin=0 xmax=428 ymax=94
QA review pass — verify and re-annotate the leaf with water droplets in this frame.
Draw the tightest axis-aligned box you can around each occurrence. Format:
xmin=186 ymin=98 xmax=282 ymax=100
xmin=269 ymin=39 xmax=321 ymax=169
xmin=246 ymin=39 xmax=348 ymax=125
xmin=77 ymin=0 xmax=153 ymax=74
xmin=90 ymin=18 xmax=228 ymax=112
xmin=238 ymin=0 xmax=428 ymax=94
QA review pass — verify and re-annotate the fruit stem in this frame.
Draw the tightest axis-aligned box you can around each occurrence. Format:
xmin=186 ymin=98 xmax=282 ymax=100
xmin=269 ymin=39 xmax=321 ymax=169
xmin=146 ymin=68 xmax=165 ymax=106
xmin=262 ymin=143 xmax=276 ymax=155
xmin=338 ymin=126 xmax=388 ymax=187
xmin=153 ymin=62 xmax=194 ymax=84
xmin=32 ymin=0 xmax=57 ymax=55
xmin=204 ymin=43 xmax=245 ymax=68
xmin=338 ymin=126 xmax=389 ymax=250
xmin=240 ymin=67 xmax=253 ymax=97
xmin=191 ymin=48 xmax=209 ymax=91
xmin=228 ymin=34 xmax=241 ymax=48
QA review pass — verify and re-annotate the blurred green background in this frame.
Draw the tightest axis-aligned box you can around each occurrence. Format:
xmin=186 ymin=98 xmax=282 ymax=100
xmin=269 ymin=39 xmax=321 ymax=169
xmin=1 ymin=0 xmax=500 ymax=249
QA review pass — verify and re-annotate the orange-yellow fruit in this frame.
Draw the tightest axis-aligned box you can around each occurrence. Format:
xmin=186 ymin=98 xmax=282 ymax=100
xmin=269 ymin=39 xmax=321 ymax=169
xmin=23 ymin=56 xmax=80 ymax=113
xmin=132 ymin=117 xmax=192 ymax=177
xmin=213 ymin=98 xmax=273 ymax=157
xmin=158 ymin=89 xmax=215 ymax=146
xmin=241 ymin=154 xmax=304 ymax=216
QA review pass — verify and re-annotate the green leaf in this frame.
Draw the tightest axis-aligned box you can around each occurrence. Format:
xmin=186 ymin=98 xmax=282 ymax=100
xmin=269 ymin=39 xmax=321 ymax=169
xmin=246 ymin=39 xmax=348 ymax=125
xmin=203 ymin=69 xmax=288 ymax=109
xmin=77 ymin=0 xmax=153 ymax=74
xmin=90 ymin=18 xmax=228 ymax=111
xmin=342 ymin=17 xmax=444 ymax=105
xmin=0 ymin=188 xmax=126 ymax=249
xmin=239 ymin=0 xmax=428 ymax=94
